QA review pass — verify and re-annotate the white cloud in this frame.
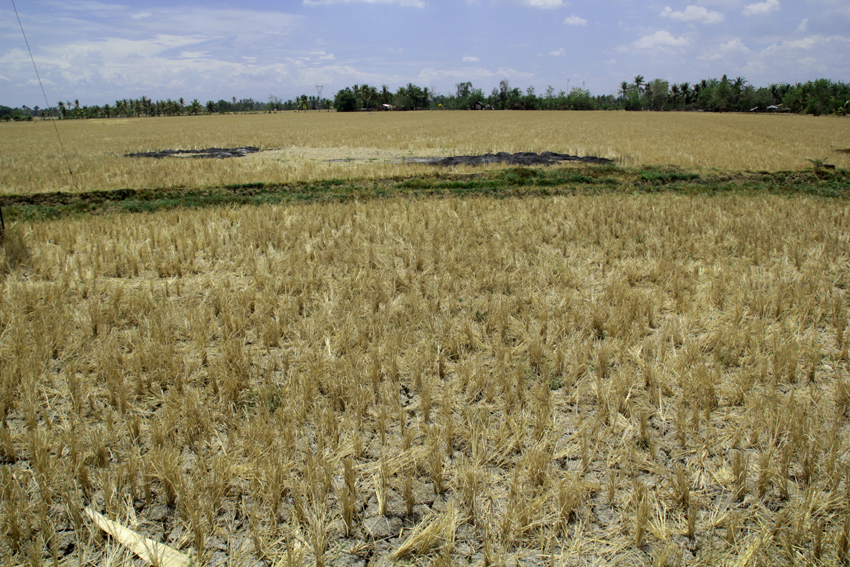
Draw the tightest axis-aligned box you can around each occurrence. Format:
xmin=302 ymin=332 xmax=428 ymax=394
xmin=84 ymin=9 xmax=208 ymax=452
xmin=42 ymin=1 xmax=127 ymax=15
xmin=180 ymin=51 xmax=210 ymax=60
xmin=303 ymin=0 xmax=425 ymax=6
xmin=782 ymin=35 xmax=850 ymax=49
xmin=740 ymin=34 xmax=850 ymax=80
xmin=285 ymin=50 xmax=337 ymax=63
xmin=797 ymin=18 xmax=808 ymax=32
xmin=700 ymin=37 xmax=750 ymax=60
xmin=785 ymin=35 xmax=824 ymax=49
xmin=719 ymin=38 xmax=749 ymax=53
xmin=743 ymin=0 xmax=780 ymax=17
xmin=550 ymin=48 xmax=566 ymax=56
xmin=56 ymin=34 xmax=208 ymax=62
xmin=494 ymin=67 xmax=534 ymax=80
xmin=417 ymin=66 xmax=498 ymax=83
xmin=419 ymin=66 xmax=534 ymax=85
xmin=129 ymin=8 xmax=302 ymax=38
xmin=463 ymin=55 xmax=479 ymax=62
xmin=130 ymin=12 xmax=151 ymax=19
xmin=660 ymin=5 xmax=724 ymax=24
xmin=633 ymin=30 xmax=689 ymax=49
xmin=563 ymin=15 xmax=588 ymax=26
xmin=297 ymin=64 xmax=393 ymax=86
xmin=521 ymin=0 xmax=566 ymax=8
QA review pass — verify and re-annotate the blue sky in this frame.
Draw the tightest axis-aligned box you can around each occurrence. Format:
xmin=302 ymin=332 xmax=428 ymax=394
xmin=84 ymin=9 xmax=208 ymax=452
xmin=1 ymin=0 xmax=848 ymax=107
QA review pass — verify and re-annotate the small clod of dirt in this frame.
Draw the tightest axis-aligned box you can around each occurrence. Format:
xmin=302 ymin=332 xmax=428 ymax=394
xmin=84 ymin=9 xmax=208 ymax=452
xmin=125 ymin=147 xmax=261 ymax=159
xmin=406 ymin=151 xmax=613 ymax=167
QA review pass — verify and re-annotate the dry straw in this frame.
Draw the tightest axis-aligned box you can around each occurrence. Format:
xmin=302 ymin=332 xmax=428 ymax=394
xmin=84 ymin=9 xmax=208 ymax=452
xmin=0 ymin=192 xmax=849 ymax=565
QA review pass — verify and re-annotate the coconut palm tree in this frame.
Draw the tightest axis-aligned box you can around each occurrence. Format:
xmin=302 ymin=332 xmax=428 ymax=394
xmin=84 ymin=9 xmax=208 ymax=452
xmin=679 ymin=83 xmax=690 ymax=108
xmin=633 ymin=75 xmax=645 ymax=95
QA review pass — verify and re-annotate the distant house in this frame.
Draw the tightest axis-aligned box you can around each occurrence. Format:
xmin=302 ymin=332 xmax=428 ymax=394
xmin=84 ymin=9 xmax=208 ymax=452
xmin=471 ymin=101 xmax=484 ymax=110
xmin=749 ymin=105 xmax=788 ymax=113
xmin=380 ymin=104 xmax=394 ymax=111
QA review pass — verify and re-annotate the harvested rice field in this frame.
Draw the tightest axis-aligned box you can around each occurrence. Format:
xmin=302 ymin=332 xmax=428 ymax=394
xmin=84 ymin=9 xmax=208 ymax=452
xmin=1 ymin=111 xmax=849 ymax=567
xmin=1 ymin=111 xmax=849 ymax=195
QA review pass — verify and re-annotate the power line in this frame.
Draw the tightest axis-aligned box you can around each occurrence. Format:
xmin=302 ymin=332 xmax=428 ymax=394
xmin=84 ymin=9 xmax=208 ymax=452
xmin=11 ymin=0 xmax=79 ymax=191
xmin=315 ymin=85 xmax=323 ymax=110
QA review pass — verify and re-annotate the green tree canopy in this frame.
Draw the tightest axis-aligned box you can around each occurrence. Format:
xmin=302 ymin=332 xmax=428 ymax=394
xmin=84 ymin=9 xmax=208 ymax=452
xmin=333 ymin=88 xmax=358 ymax=112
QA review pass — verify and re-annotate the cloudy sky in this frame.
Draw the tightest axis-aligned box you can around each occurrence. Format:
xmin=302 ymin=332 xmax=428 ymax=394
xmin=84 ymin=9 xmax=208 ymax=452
xmin=1 ymin=0 xmax=848 ymax=107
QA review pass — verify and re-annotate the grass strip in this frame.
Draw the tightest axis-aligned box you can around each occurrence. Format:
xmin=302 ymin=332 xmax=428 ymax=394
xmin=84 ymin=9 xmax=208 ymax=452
xmin=1 ymin=166 xmax=848 ymax=222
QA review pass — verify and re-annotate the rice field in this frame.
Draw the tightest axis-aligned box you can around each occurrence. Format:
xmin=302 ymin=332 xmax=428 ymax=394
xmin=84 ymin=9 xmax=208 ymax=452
xmin=1 ymin=112 xmax=849 ymax=566
xmin=1 ymin=111 xmax=849 ymax=195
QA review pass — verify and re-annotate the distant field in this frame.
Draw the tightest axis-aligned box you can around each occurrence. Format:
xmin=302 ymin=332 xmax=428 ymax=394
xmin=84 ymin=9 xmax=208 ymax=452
xmin=1 ymin=111 xmax=849 ymax=195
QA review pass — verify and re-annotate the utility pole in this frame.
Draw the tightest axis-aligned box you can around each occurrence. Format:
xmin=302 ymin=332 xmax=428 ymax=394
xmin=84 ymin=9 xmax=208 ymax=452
xmin=315 ymin=85 xmax=324 ymax=110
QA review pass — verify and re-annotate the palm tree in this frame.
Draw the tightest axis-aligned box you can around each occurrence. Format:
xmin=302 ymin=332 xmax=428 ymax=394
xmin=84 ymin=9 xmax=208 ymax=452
xmin=692 ymin=83 xmax=703 ymax=108
xmin=362 ymin=85 xmax=378 ymax=109
xmin=670 ymin=83 xmax=680 ymax=108
xmin=618 ymin=81 xmax=630 ymax=99
xmin=633 ymin=75 xmax=645 ymax=94
xmin=679 ymin=83 xmax=690 ymax=108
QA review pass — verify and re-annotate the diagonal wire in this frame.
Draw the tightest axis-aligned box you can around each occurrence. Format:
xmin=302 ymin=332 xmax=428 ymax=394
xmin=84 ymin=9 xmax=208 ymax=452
xmin=11 ymin=0 xmax=80 ymax=191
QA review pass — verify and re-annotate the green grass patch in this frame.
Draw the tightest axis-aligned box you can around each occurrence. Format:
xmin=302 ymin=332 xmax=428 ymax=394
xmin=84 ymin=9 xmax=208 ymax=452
xmin=637 ymin=170 xmax=701 ymax=185
xmin=2 ymin=166 xmax=848 ymax=222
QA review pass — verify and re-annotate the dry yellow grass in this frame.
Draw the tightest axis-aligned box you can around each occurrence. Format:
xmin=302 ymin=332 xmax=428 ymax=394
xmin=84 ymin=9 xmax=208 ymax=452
xmin=1 ymin=111 xmax=848 ymax=194
xmin=1 ymin=192 xmax=849 ymax=565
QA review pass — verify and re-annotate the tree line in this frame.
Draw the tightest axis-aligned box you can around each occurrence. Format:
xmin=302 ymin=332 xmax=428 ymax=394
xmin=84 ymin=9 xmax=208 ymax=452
xmin=335 ymin=76 xmax=849 ymax=116
xmin=2 ymin=76 xmax=848 ymax=120
xmin=616 ymin=75 xmax=850 ymax=115
xmin=1 ymin=94 xmax=332 ymax=121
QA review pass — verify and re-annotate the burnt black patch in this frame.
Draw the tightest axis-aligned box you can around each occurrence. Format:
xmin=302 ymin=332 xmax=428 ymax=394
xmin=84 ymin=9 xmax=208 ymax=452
xmin=406 ymin=152 xmax=613 ymax=167
xmin=125 ymin=147 xmax=261 ymax=159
